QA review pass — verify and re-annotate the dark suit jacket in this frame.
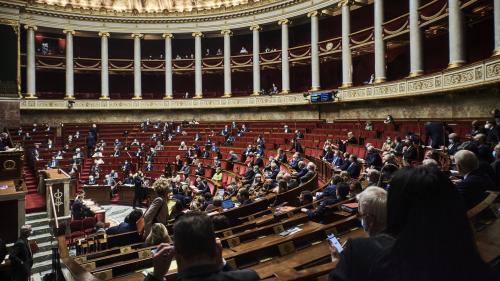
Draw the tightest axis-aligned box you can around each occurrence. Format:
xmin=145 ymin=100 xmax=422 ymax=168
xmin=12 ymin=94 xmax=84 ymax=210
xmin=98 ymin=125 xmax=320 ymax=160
xmin=365 ymin=152 xmax=382 ymax=168
xmin=425 ymin=122 xmax=447 ymax=148
xmin=144 ymin=264 xmax=259 ymax=281
xmin=329 ymin=234 xmax=395 ymax=281
xmin=346 ymin=162 xmax=361 ymax=178
xmin=9 ymin=238 xmax=33 ymax=281
xmin=300 ymin=170 xmax=315 ymax=183
xmin=86 ymin=134 xmax=96 ymax=148
xmin=456 ymin=169 xmax=495 ymax=210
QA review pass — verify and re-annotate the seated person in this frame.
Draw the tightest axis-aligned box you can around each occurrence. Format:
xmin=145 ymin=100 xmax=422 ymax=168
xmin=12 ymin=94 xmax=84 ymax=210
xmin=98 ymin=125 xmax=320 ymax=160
xmin=454 ymin=150 xmax=495 ymax=210
xmin=328 ymin=186 xmax=389 ymax=281
xmin=145 ymin=212 xmax=259 ymax=281
xmin=302 ymin=182 xmax=349 ymax=223
xmin=237 ymin=188 xmax=252 ymax=206
xmin=293 ymin=161 xmax=308 ymax=178
xmin=145 ymin=223 xmax=173 ymax=246
xmin=299 ymin=190 xmax=314 ymax=209
xmin=300 ymin=162 xmax=316 ymax=183
xmin=107 ymin=209 xmax=144 ymax=235
xmin=211 ymin=167 xmax=223 ymax=183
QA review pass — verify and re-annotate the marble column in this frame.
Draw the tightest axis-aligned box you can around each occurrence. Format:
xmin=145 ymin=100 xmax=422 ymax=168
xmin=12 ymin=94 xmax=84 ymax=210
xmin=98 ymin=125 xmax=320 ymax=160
xmin=25 ymin=25 xmax=37 ymax=99
xmin=193 ymin=32 xmax=203 ymax=98
xmin=99 ymin=32 xmax=110 ymax=99
xmin=279 ymin=19 xmax=290 ymax=94
xmin=308 ymin=11 xmax=321 ymax=91
xmin=221 ymin=29 xmax=232 ymax=97
xmin=495 ymin=0 xmax=500 ymax=55
xmin=250 ymin=25 xmax=261 ymax=95
xmin=374 ymin=0 xmax=386 ymax=83
xmin=63 ymin=29 xmax=75 ymax=99
xmin=409 ymin=0 xmax=423 ymax=76
xmin=448 ymin=0 xmax=465 ymax=67
xmin=132 ymin=33 xmax=143 ymax=99
xmin=163 ymin=33 xmax=173 ymax=99
xmin=341 ymin=3 xmax=353 ymax=88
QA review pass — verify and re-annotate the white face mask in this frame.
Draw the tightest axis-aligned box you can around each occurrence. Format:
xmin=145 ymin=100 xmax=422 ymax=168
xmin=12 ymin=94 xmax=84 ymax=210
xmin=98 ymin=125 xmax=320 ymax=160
xmin=360 ymin=217 xmax=369 ymax=233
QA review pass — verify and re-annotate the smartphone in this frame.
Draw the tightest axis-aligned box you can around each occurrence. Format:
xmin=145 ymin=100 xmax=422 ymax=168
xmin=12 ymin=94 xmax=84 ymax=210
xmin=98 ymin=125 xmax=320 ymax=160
xmin=327 ymin=234 xmax=343 ymax=253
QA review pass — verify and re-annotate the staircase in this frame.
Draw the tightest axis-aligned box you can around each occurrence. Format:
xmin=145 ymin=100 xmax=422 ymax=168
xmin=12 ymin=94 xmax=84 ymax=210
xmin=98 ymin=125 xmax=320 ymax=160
xmin=24 ymin=165 xmax=46 ymax=213
xmin=7 ymin=212 xmax=57 ymax=279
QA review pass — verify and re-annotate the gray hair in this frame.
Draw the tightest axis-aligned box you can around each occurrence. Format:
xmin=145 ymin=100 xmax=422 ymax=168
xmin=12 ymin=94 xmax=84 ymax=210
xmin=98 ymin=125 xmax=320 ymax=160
xmin=356 ymin=186 xmax=387 ymax=236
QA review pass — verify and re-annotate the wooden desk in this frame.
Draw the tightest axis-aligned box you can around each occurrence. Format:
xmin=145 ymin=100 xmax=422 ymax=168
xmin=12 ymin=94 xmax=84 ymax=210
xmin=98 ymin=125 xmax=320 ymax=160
xmin=228 ymin=221 xmax=323 ymax=253
xmin=252 ymin=229 xmax=366 ymax=279
xmin=83 ymin=185 xmax=111 ymax=205
xmin=115 ymin=185 xmax=155 ymax=206
xmin=0 ymin=180 xmax=26 ymax=243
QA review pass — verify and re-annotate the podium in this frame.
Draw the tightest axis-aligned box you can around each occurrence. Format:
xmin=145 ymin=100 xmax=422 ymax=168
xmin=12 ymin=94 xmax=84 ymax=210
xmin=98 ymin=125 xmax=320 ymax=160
xmin=0 ymin=180 xmax=26 ymax=243
xmin=0 ymin=150 xmax=26 ymax=243
xmin=38 ymin=169 xmax=71 ymax=220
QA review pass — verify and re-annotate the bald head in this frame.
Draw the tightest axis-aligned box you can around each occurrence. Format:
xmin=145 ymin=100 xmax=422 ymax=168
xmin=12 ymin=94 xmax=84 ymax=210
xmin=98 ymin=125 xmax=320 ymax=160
xmin=454 ymin=150 xmax=479 ymax=175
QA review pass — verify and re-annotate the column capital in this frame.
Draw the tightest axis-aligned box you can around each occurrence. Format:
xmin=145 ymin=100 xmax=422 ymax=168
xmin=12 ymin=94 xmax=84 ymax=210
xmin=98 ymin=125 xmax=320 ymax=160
xmin=98 ymin=31 xmax=110 ymax=38
xmin=307 ymin=11 xmax=319 ymax=17
xmin=337 ymin=0 xmax=354 ymax=7
xmin=162 ymin=33 xmax=173 ymax=38
xmin=131 ymin=33 xmax=143 ymax=39
xmin=221 ymin=29 xmax=232 ymax=36
xmin=249 ymin=24 xmax=261 ymax=31
xmin=278 ymin=19 xmax=289 ymax=25
xmin=192 ymin=32 xmax=203 ymax=37
xmin=24 ymin=25 xmax=37 ymax=31
xmin=63 ymin=29 xmax=75 ymax=35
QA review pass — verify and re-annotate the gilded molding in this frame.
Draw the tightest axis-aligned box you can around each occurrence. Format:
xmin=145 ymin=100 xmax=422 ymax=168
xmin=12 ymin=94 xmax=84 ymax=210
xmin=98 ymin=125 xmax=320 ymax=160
xmin=338 ymin=57 xmax=500 ymax=102
xmin=62 ymin=29 xmax=75 ymax=35
xmin=221 ymin=29 xmax=232 ymax=35
xmin=98 ymin=31 xmax=110 ymax=37
xmin=278 ymin=18 xmax=289 ymax=25
xmin=162 ymin=33 xmax=173 ymax=38
xmin=192 ymin=32 xmax=203 ymax=37
xmin=249 ymin=24 xmax=261 ymax=31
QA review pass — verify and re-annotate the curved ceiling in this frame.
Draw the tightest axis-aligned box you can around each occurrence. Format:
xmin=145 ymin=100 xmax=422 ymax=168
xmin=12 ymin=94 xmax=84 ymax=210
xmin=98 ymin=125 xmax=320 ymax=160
xmin=34 ymin=0 xmax=258 ymax=13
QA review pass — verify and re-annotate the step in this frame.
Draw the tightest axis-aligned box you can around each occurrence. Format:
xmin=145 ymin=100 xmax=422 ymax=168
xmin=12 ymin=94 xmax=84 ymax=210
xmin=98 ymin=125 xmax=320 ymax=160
xmin=33 ymin=249 xmax=53 ymax=263
xmin=26 ymin=217 xmax=50 ymax=228
xmin=32 ymin=225 xmax=51 ymax=236
xmin=30 ymin=232 xmax=53 ymax=244
xmin=32 ymin=259 xmax=53 ymax=274
xmin=26 ymin=211 xmax=48 ymax=221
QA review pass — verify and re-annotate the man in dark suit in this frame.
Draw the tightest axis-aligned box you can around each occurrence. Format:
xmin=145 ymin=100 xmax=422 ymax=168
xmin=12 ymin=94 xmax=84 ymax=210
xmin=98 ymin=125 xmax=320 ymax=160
xmin=293 ymin=161 xmax=308 ymax=179
xmin=300 ymin=162 xmax=316 ymax=183
xmin=454 ymin=150 xmax=495 ymax=210
xmin=86 ymin=131 xmax=96 ymax=158
xmin=132 ymin=174 xmax=144 ymax=209
xmin=329 ymin=186 xmax=392 ymax=281
xmin=364 ymin=146 xmax=382 ymax=169
xmin=145 ymin=212 xmax=259 ymax=281
xmin=346 ymin=155 xmax=361 ymax=178
xmin=9 ymin=225 xmax=34 ymax=281
xmin=425 ymin=121 xmax=452 ymax=149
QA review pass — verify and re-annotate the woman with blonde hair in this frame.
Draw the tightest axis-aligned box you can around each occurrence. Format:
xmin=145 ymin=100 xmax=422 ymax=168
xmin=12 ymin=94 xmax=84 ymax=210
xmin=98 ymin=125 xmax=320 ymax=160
xmin=145 ymin=223 xmax=172 ymax=246
xmin=143 ymin=177 xmax=170 ymax=239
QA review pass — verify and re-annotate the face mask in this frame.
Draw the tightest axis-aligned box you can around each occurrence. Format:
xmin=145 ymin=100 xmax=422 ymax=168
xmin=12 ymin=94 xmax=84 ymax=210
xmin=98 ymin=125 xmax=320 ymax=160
xmin=494 ymin=151 xmax=497 ymax=158
xmin=449 ymin=139 xmax=454 ymax=144
xmin=360 ymin=217 xmax=369 ymax=232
